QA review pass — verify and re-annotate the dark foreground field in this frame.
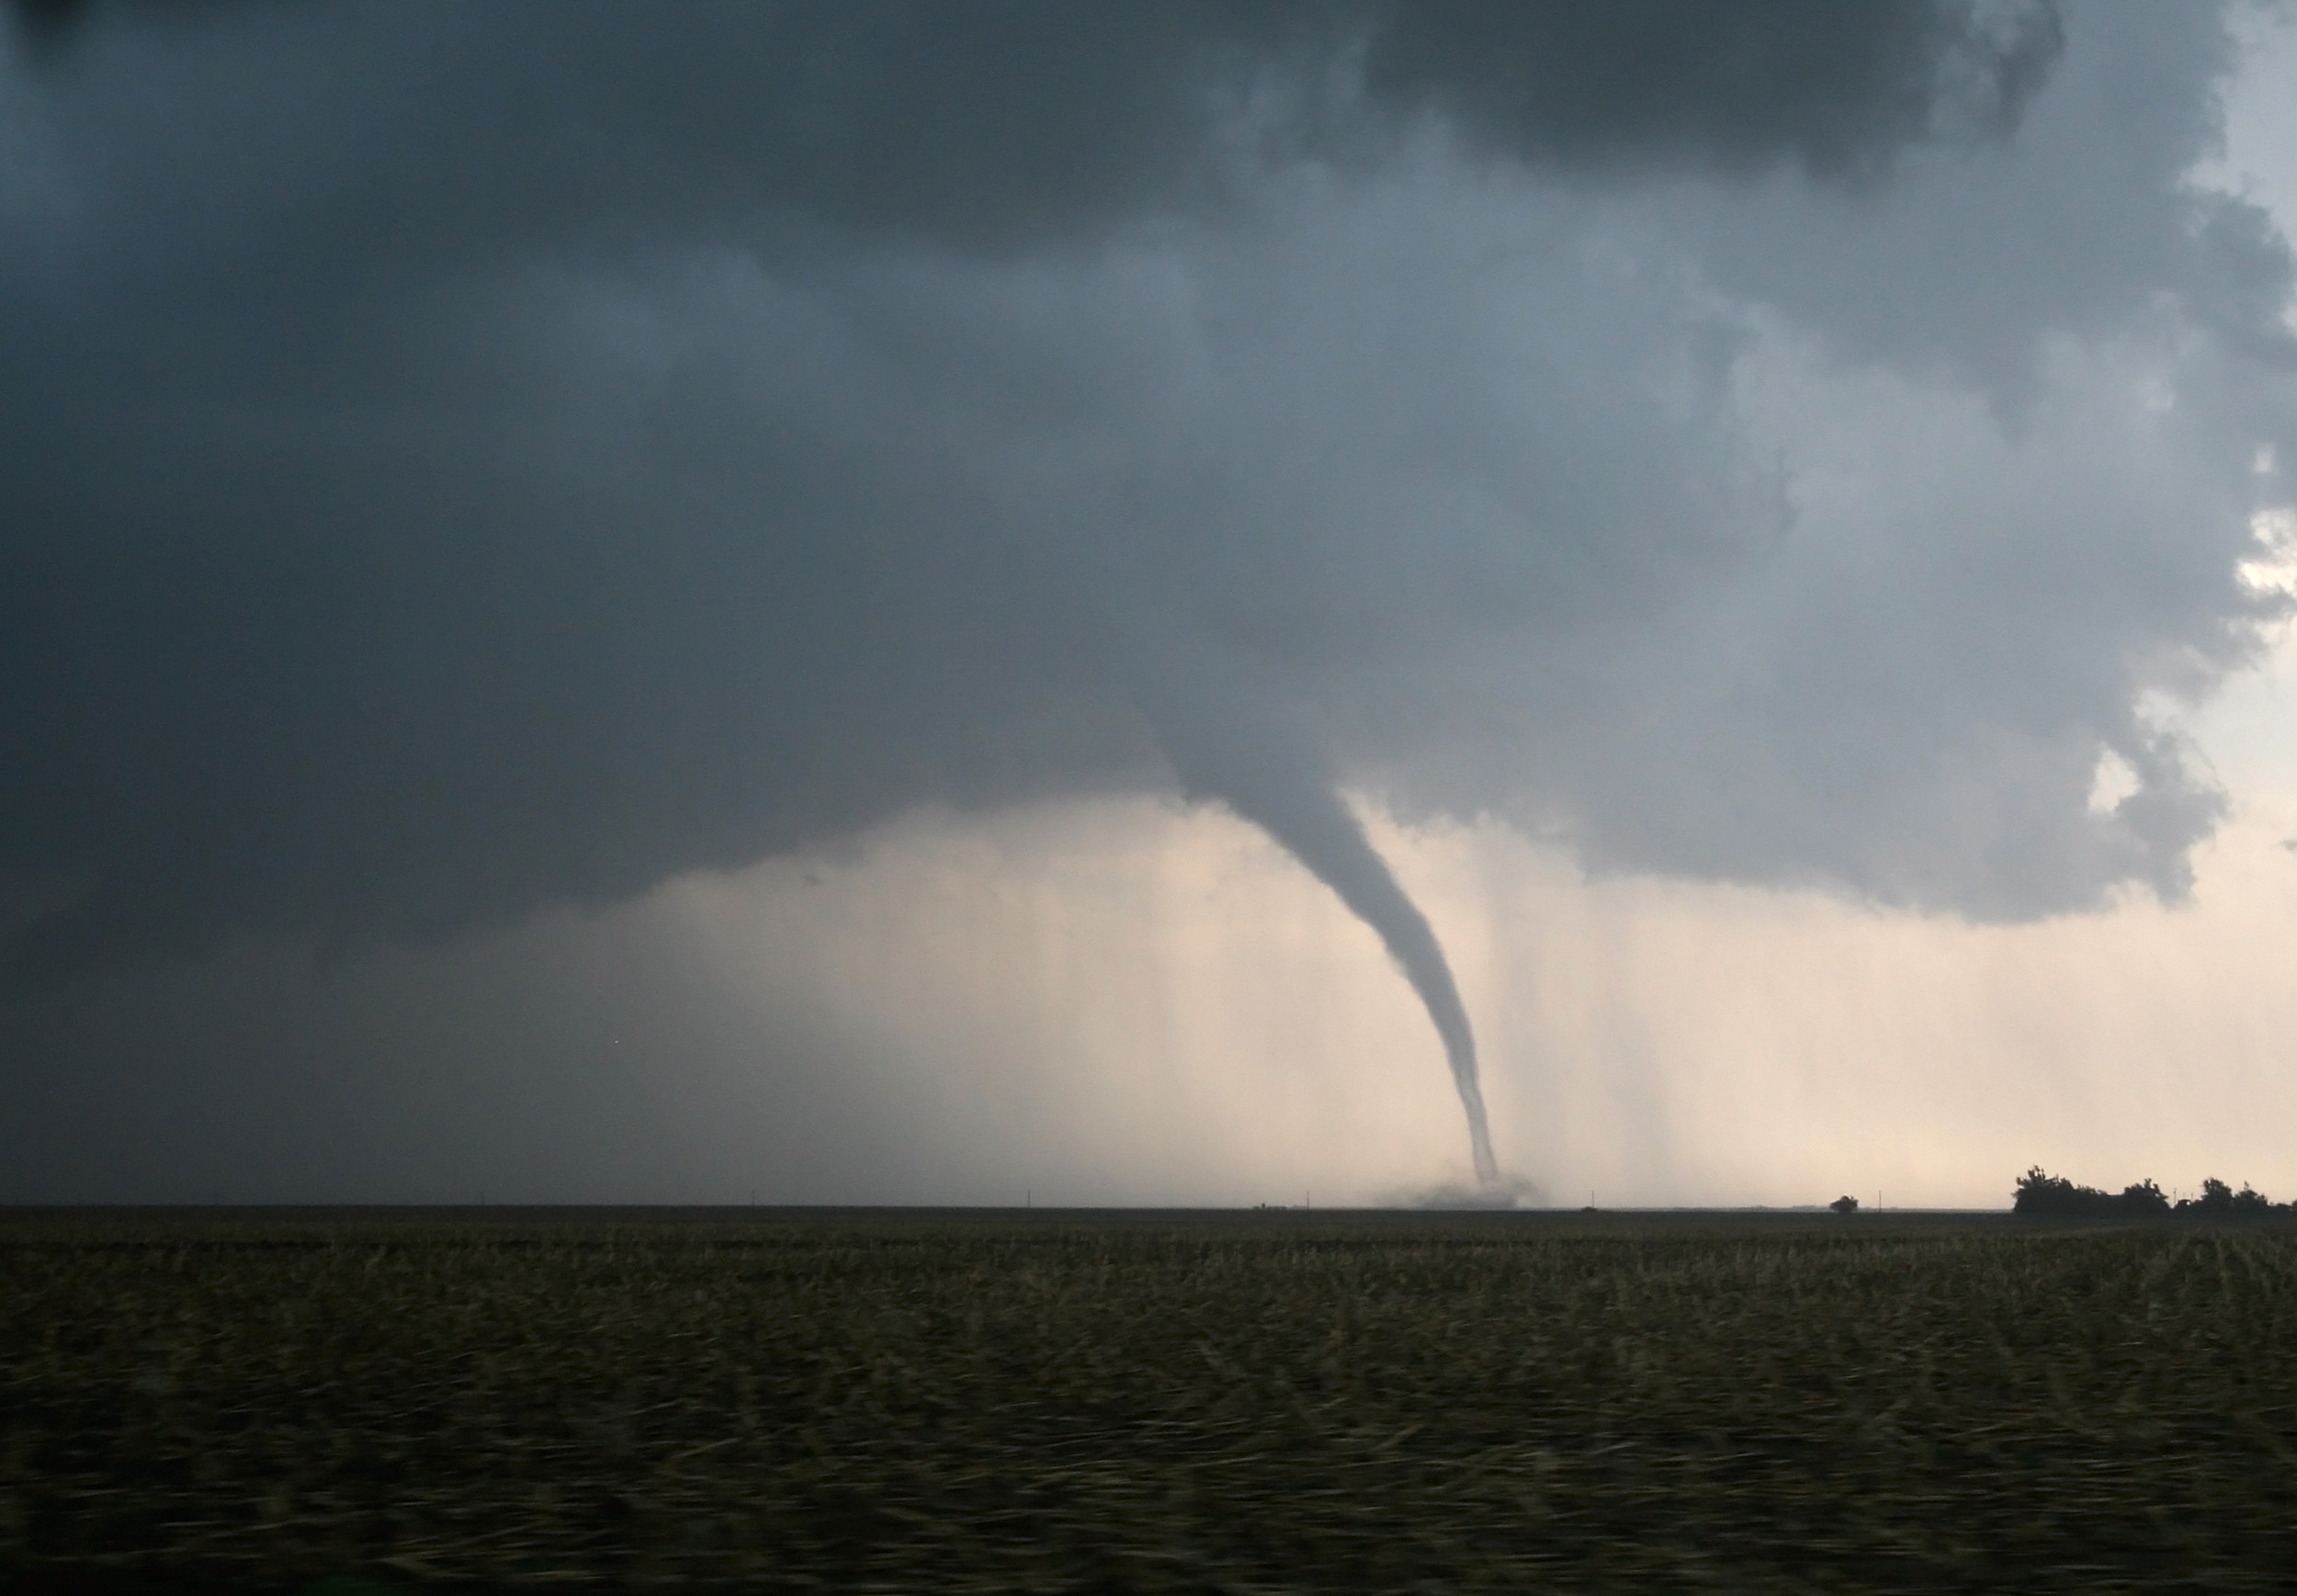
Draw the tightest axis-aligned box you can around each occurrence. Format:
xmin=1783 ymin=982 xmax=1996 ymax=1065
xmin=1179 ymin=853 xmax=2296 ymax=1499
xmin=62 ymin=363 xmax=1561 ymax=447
xmin=5 ymin=1208 xmax=2296 ymax=1593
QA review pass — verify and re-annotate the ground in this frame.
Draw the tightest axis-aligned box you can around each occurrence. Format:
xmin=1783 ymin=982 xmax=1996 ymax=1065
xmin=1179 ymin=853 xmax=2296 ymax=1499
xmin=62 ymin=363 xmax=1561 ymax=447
xmin=5 ymin=1206 xmax=2295 ymax=1592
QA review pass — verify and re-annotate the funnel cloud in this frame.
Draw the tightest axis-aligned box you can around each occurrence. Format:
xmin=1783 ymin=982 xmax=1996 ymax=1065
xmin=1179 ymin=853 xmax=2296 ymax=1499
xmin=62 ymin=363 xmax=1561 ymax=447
xmin=1134 ymin=636 xmax=1498 ymax=1178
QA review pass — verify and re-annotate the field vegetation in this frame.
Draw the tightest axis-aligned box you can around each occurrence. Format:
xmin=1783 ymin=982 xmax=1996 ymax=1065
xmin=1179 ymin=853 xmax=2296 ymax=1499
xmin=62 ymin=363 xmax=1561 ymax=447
xmin=5 ymin=1207 xmax=2297 ymax=1593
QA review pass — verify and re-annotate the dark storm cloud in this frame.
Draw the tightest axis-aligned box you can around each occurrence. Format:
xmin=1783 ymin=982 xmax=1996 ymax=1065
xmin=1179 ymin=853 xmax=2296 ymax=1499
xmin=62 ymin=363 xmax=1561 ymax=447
xmin=5 ymin=1 xmax=2063 ymax=263
xmin=0 ymin=0 xmax=2289 ymax=998
xmin=1362 ymin=0 xmax=2064 ymax=180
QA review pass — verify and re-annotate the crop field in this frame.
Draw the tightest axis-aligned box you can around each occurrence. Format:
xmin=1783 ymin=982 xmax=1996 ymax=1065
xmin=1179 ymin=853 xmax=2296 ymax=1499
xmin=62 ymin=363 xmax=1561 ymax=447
xmin=5 ymin=1208 xmax=2297 ymax=1594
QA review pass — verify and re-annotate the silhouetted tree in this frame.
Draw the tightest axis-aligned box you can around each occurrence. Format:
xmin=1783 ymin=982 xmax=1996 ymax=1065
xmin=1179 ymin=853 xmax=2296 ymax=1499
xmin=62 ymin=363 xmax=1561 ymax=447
xmin=2174 ymin=1177 xmax=2281 ymax=1217
xmin=2187 ymin=1177 xmax=2235 ymax=1216
xmin=2015 ymin=1168 xmax=2176 ymax=1219
xmin=2020 ymin=1168 xmax=2288 ymax=1220
xmin=2118 ymin=1179 xmax=2170 ymax=1217
xmin=1829 ymin=1194 xmax=1859 ymax=1214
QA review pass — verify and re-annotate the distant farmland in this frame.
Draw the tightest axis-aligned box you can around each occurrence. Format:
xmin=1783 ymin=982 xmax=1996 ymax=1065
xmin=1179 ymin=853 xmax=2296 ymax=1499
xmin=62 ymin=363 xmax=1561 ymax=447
xmin=5 ymin=1208 xmax=2295 ymax=1592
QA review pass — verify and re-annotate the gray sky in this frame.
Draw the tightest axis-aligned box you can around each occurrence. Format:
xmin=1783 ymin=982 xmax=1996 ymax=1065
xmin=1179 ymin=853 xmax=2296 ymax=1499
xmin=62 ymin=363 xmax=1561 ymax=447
xmin=6 ymin=1 xmax=2295 ymax=1205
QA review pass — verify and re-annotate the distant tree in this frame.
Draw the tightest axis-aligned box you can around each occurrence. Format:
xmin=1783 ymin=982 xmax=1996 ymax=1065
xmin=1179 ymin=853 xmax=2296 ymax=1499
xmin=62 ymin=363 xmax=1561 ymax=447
xmin=2118 ymin=1179 xmax=2170 ymax=1217
xmin=2014 ymin=1167 xmax=2175 ymax=1220
xmin=2175 ymin=1177 xmax=2236 ymax=1217
xmin=2233 ymin=1183 xmax=2275 ymax=1217
xmin=2022 ymin=1168 xmax=2289 ymax=1221
xmin=2174 ymin=1177 xmax=2283 ymax=1217
xmin=1829 ymin=1194 xmax=1859 ymax=1214
xmin=2013 ymin=1167 xmax=2094 ymax=1217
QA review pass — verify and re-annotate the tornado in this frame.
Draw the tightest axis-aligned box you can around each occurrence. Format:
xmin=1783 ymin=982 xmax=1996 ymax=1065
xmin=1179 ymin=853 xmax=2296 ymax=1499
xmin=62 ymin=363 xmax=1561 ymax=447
xmin=1215 ymin=771 xmax=1500 ymax=1185
xmin=1137 ymin=646 xmax=1499 ymax=1183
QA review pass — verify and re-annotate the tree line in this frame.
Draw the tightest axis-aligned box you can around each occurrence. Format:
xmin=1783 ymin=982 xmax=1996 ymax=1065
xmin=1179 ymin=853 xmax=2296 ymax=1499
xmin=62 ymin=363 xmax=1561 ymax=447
xmin=2012 ymin=1168 xmax=2291 ymax=1219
